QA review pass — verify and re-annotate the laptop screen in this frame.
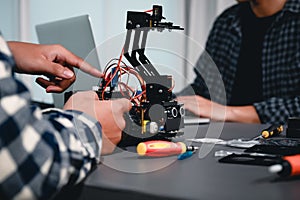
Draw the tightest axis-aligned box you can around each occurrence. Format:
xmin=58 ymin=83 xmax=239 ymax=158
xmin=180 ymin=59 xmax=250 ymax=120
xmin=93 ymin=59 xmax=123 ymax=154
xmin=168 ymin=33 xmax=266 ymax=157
xmin=36 ymin=15 xmax=101 ymax=108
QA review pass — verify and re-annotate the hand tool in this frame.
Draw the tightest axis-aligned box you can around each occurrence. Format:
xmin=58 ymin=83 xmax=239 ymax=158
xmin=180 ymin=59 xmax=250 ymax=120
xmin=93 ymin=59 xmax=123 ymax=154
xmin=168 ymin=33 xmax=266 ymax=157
xmin=214 ymin=150 xmax=279 ymax=157
xmin=269 ymin=154 xmax=300 ymax=177
xmin=186 ymin=138 xmax=260 ymax=148
xmin=187 ymin=125 xmax=284 ymax=149
xmin=137 ymin=140 xmax=197 ymax=157
xmin=252 ymin=124 xmax=284 ymax=140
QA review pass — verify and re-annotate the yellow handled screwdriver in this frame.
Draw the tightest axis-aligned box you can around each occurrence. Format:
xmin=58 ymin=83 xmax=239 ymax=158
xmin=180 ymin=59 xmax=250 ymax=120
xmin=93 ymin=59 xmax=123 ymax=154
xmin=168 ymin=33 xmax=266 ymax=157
xmin=253 ymin=124 xmax=284 ymax=140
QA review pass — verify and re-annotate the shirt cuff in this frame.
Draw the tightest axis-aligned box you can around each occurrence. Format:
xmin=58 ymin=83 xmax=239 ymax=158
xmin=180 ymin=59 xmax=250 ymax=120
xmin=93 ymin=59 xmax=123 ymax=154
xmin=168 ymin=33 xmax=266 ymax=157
xmin=65 ymin=110 xmax=103 ymax=163
xmin=43 ymin=108 xmax=103 ymax=163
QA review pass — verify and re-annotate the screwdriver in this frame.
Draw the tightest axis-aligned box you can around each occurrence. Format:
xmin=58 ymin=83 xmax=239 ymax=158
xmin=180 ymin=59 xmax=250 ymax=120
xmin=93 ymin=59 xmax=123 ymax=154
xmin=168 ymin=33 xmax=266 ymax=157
xmin=269 ymin=154 xmax=300 ymax=177
xmin=253 ymin=124 xmax=284 ymax=140
xmin=177 ymin=150 xmax=198 ymax=160
xmin=137 ymin=140 xmax=197 ymax=157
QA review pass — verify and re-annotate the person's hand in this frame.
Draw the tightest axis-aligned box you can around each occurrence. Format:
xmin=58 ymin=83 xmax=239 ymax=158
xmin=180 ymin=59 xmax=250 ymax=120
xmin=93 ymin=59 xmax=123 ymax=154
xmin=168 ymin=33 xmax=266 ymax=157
xmin=177 ymin=95 xmax=260 ymax=123
xmin=7 ymin=41 xmax=103 ymax=93
xmin=177 ymin=95 xmax=226 ymax=121
xmin=63 ymin=91 xmax=132 ymax=155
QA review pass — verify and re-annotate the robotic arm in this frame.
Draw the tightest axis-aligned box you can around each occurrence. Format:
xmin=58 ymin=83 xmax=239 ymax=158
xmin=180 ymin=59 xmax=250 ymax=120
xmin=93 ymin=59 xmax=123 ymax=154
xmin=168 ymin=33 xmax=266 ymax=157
xmin=124 ymin=5 xmax=183 ymax=83
xmin=95 ymin=5 xmax=185 ymax=147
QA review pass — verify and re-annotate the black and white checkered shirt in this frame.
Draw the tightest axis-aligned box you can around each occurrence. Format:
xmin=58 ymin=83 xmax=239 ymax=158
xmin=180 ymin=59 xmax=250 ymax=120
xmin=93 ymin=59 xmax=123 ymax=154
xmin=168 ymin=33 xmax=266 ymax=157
xmin=0 ymin=35 xmax=102 ymax=199
xmin=181 ymin=0 xmax=300 ymax=124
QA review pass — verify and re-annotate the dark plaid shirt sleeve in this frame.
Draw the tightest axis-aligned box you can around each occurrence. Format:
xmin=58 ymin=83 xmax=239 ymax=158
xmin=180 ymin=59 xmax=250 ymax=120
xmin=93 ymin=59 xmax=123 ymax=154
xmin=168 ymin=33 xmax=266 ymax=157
xmin=0 ymin=35 xmax=102 ymax=200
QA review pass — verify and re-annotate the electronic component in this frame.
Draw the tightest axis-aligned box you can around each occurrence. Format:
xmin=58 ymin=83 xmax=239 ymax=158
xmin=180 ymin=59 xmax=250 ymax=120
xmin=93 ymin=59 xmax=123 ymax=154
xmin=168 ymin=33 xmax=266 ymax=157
xmin=94 ymin=5 xmax=185 ymax=146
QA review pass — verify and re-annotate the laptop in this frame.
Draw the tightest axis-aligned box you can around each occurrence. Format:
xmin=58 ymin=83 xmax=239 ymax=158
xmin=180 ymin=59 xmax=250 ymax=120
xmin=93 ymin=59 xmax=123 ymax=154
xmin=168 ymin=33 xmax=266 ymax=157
xmin=36 ymin=15 xmax=101 ymax=108
xmin=184 ymin=115 xmax=210 ymax=125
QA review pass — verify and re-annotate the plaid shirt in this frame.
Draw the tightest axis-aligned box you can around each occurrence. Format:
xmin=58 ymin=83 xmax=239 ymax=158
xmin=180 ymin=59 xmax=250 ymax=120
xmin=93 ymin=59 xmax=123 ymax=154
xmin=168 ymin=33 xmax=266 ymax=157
xmin=182 ymin=0 xmax=300 ymax=124
xmin=0 ymin=35 xmax=103 ymax=199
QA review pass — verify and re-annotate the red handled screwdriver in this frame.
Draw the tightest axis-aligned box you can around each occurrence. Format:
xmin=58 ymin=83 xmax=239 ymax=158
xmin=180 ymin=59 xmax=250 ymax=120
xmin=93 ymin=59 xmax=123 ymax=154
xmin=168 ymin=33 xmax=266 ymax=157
xmin=137 ymin=140 xmax=195 ymax=157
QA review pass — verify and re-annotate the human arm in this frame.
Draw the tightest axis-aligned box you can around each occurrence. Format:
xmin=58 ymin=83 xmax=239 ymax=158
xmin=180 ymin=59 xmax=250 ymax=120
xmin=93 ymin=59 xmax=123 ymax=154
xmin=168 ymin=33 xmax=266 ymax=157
xmin=253 ymin=97 xmax=300 ymax=124
xmin=63 ymin=91 xmax=132 ymax=154
xmin=0 ymin=36 xmax=129 ymax=199
xmin=178 ymin=3 xmax=300 ymax=124
xmin=179 ymin=32 xmax=300 ymax=124
xmin=177 ymin=95 xmax=260 ymax=123
xmin=7 ymin=41 xmax=103 ymax=93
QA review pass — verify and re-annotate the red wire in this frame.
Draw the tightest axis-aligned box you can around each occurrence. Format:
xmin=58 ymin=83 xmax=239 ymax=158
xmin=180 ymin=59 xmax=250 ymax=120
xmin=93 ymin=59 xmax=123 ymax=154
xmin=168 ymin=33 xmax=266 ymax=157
xmin=131 ymin=90 xmax=146 ymax=101
xmin=144 ymin=9 xmax=153 ymax=13
xmin=117 ymin=48 xmax=124 ymax=71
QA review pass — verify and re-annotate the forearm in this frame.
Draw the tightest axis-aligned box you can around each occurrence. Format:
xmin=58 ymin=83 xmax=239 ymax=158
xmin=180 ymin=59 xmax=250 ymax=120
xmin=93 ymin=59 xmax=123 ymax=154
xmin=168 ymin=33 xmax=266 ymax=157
xmin=253 ymin=97 xmax=300 ymax=124
xmin=0 ymin=36 xmax=102 ymax=199
xmin=0 ymin=91 xmax=102 ymax=200
xmin=226 ymin=105 xmax=261 ymax=123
